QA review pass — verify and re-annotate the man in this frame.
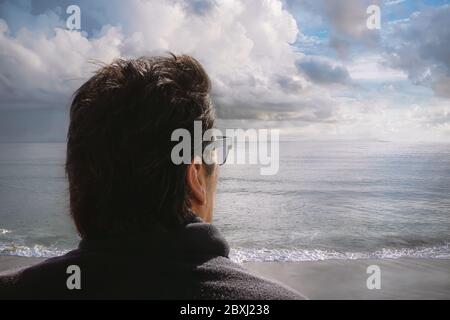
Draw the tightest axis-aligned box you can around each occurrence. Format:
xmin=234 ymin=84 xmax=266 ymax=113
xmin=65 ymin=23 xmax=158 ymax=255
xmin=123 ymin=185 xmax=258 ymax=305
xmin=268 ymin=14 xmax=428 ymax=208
xmin=0 ymin=54 xmax=304 ymax=299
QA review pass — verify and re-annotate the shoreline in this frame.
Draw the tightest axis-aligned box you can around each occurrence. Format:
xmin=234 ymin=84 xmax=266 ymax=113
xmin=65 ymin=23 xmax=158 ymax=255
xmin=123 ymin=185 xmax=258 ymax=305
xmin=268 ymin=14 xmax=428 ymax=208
xmin=1 ymin=256 xmax=449 ymax=299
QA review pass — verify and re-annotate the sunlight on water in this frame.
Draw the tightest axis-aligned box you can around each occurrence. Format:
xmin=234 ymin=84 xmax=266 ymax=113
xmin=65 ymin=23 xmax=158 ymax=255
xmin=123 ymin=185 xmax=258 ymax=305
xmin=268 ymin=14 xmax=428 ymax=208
xmin=1 ymin=141 xmax=450 ymax=262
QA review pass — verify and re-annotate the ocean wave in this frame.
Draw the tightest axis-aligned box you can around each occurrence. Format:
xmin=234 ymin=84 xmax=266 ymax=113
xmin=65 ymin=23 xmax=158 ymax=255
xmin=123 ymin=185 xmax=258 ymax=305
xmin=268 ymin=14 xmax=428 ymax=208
xmin=0 ymin=229 xmax=11 ymax=235
xmin=0 ymin=244 xmax=68 ymax=258
xmin=229 ymin=244 xmax=450 ymax=263
xmin=1 ymin=243 xmax=449 ymax=262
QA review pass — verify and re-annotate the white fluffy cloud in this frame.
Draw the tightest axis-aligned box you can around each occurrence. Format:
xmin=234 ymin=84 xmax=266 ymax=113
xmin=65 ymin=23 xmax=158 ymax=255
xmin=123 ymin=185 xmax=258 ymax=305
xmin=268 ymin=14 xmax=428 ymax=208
xmin=0 ymin=20 xmax=122 ymax=108
xmin=0 ymin=0 xmax=350 ymax=125
xmin=0 ymin=0 xmax=309 ymax=115
xmin=0 ymin=0 xmax=449 ymax=142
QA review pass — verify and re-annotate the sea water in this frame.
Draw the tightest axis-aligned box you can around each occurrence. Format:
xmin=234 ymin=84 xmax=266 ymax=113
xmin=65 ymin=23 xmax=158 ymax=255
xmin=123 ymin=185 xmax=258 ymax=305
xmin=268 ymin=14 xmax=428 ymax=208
xmin=0 ymin=141 xmax=449 ymax=263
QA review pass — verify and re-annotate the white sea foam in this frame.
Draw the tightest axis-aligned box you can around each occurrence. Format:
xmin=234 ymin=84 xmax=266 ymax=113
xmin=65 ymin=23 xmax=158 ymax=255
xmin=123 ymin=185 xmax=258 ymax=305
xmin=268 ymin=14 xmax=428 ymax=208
xmin=0 ymin=229 xmax=11 ymax=235
xmin=0 ymin=244 xmax=68 ymax=258
xmin=229 ymin=243 xmax=450 ymax=263
xmin=1 ymin=243 xmax=449 ymax=262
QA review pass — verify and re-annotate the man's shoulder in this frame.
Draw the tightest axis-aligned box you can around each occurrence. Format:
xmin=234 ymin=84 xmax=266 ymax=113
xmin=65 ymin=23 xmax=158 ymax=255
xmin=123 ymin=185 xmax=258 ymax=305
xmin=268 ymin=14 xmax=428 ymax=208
xmin=0 ymin=252 xmax=306 ymax=300
xmin=0 ymin=251 xmax=81 ymax=299
xmin=193 ymin=256 xmax=306 ymax=300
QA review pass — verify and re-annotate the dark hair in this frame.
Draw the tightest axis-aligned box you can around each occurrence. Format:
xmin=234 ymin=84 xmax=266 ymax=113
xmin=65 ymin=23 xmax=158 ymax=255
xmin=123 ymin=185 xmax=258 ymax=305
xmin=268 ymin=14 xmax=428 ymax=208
xmin=66 ymin=54 xmax=215 ymax=238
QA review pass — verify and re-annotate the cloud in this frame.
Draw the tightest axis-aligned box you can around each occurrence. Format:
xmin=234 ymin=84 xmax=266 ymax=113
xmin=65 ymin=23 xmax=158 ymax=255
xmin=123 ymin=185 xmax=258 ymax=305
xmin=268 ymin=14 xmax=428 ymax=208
xmin=384 ymin=0 xmax=406 ymax=6
xmin=0 ymin=19 xmax=123 ymax=109
xmin=347 ymin=55 xmax=406 ymax=81
xmin=290 ymin=0 xmax=382 ymax=57
xmin=0 ymin=0 xmax=350 ymax=124
xmin=0 ymin=0 xmax=65 ymax=35
xmin=0 ymin=0 xmax=314 ymax=116
xmin=0 ymin=0 xmax=449 ymax=142
xmin=295 ymin=56 xmax=351 ymax=84
xmin=407 ymin=102 xmax=450 ymax=127
xmin=384 ymin=4 xmax=450 ymax=98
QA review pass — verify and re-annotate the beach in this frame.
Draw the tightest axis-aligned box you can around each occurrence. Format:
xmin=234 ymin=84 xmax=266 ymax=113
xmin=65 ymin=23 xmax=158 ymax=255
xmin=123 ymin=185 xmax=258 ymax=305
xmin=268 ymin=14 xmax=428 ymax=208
xmin=0 ymin=256 xmax=45 ymax=275
xmin=245 ymin=258 xmax=450 ymax=299
xmin=1 ymin=256 xmax=449 ymax=299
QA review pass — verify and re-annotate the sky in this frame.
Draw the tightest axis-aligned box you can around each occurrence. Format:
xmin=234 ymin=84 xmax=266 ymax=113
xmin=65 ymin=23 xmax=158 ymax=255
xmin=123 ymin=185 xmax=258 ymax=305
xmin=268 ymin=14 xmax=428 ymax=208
xmin=0 ymin=0 xmax=449 ymax=142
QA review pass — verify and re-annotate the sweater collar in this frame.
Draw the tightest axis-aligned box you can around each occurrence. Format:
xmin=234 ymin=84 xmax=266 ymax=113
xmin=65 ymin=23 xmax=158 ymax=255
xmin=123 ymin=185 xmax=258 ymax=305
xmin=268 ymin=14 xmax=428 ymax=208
xmin=78 ymin=215 xmax=230 ymax=259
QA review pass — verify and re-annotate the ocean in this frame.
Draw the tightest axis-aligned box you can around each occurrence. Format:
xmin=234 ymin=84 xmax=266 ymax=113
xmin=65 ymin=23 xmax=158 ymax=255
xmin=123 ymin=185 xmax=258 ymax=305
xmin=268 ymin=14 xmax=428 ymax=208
xmin=0 ymin=141 xmax=449 ymax=263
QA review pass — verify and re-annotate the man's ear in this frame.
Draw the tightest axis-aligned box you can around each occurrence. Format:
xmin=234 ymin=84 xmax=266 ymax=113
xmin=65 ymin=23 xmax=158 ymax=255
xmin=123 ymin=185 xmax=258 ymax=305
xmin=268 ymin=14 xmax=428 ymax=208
xmin=186 ymin=160 xmax=206 ymax=205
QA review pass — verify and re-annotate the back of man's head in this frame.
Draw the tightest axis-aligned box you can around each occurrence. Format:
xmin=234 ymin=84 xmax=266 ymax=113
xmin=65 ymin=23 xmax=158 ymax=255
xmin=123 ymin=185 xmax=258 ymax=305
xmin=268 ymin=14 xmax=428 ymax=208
xmin=66 ymin=54 xmax=215 ymax=238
